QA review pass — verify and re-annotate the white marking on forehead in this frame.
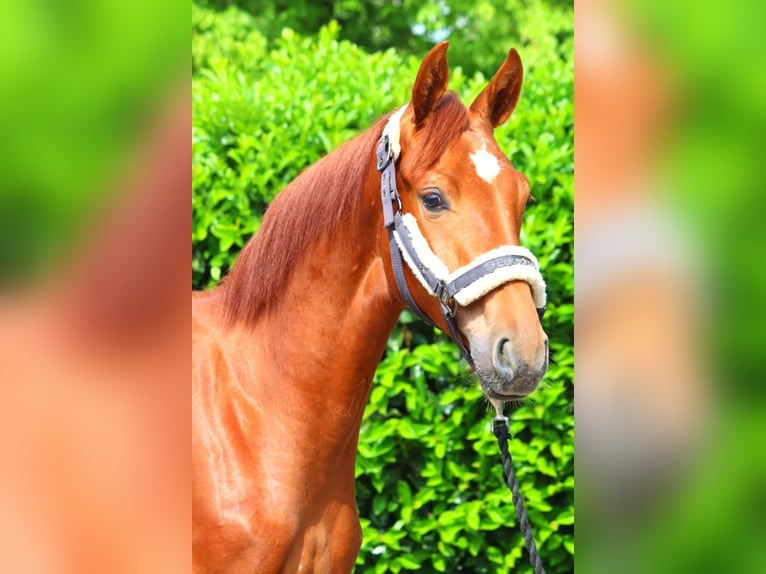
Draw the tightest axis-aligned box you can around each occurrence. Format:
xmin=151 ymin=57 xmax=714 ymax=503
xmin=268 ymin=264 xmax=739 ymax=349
xmin=469 ymin=142 xmax=501 ymax=184
xmin=382 ymin=103 xmax=409 ymax=160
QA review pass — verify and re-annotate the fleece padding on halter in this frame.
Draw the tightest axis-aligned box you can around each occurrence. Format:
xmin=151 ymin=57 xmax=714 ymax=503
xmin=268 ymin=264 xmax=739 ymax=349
xmin=393 ymin=213 xmax=547 ymax=309
xmin=383 ymin=104 xmax=409 ymax=161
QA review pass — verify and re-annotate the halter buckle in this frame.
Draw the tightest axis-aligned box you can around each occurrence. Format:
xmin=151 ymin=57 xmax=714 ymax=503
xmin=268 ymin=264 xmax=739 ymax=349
xmin=376 ymin=136 xmax=392 ymax=171
xmin=435 ymin=282 xmax=457 ymax=318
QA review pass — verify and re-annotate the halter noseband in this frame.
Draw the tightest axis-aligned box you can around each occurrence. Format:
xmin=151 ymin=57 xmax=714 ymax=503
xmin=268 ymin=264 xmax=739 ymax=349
xmin=376 ymin=108 xmax=547 ymax=367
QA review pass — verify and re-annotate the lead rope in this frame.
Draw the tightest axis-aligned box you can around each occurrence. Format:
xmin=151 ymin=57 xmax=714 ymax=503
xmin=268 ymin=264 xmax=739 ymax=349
xmin=491 ymin=416 xmax=547 ymax=574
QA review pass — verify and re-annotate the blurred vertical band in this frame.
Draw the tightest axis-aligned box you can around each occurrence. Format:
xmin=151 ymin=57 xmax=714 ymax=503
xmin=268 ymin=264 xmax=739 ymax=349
xmin=576 ymin=0 xmax=766 ymax=571
xmin=0 ymin=1 xmax=189 ymax=572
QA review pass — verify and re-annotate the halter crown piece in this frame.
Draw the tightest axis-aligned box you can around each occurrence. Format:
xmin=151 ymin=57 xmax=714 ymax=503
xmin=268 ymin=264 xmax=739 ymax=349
xmin=376 ymin=105 xmax=547 ymax=367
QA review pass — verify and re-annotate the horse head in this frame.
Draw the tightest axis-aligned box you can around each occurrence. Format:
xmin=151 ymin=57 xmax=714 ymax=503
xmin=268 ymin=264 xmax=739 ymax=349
xmin=381 ymin=42 xmax=549 ymax=404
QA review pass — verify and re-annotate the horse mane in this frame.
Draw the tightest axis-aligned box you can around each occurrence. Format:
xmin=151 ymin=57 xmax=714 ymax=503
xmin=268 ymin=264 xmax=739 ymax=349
xmin=220 ymin=92 xmax=469 ymax=326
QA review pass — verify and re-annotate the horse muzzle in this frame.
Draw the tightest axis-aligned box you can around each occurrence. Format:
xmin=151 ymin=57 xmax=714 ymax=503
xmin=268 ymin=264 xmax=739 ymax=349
xmin=483 ymin=334 xmax=549 ymax=399
xmin=459 ymin=287 xmax=549 ymax=401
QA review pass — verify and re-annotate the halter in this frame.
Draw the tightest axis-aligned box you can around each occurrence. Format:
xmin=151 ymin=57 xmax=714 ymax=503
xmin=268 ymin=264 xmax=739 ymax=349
xmin=376 ymin=106 xmax=547 ymax=367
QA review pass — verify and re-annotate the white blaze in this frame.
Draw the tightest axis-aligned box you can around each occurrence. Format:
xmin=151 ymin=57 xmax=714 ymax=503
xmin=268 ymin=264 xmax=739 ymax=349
xmin=470 ymin=144 xmax=500 ymax=184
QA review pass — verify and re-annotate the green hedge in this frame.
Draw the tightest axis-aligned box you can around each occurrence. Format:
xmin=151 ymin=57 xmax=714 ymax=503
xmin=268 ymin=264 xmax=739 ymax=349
xmin=192 ymin=4 xmax=573 ymax=572
xmin=195 ymin=0 xmax=573 ymax=79
xmin=193 ymin=11 xmax=410 ymax=285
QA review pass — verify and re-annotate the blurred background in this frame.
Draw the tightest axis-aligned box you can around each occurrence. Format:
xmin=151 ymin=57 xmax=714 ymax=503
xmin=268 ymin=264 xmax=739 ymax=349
xmin=0 ymin=2 xmax=189 ymax=572
xmin=576 ymin=0 xmax=766 ymax=571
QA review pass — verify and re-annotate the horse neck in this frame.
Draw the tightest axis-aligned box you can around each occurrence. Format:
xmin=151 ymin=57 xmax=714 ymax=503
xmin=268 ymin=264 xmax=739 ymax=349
xmin=236 ymin=158 xmax=401 ymax=462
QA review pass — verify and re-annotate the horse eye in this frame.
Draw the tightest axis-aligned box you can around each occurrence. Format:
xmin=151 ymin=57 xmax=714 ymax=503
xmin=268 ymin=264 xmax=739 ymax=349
xmin=421 ymin=191 xmax=446 ymax=211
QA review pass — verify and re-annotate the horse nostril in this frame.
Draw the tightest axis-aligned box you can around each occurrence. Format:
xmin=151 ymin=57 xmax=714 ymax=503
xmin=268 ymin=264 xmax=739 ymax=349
xmin=493 ymin=337 xmax=514 ymax=379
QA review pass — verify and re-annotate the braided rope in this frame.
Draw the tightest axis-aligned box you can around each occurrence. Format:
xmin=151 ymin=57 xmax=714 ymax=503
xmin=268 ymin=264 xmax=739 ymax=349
xmin=492 ymin=418 xmax=546 ymax=574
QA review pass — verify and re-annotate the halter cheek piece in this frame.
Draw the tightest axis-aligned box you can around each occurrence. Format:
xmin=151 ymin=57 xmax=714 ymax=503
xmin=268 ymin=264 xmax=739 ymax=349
xmin=375 ymin=115 xmax=547 ymax=368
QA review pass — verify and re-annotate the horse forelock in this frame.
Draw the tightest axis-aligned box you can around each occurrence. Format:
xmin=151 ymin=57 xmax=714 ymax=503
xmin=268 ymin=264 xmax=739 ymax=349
xmin=405 ymin=92 xmax=471 ymax=173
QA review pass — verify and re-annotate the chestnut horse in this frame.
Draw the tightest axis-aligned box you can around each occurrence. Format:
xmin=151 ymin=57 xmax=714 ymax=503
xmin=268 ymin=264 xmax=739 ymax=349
xmin=192 ymin=42 xmax=548 ymax=573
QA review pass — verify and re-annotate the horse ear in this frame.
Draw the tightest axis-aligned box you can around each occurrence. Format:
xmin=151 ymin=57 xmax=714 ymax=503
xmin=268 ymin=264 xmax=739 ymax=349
xmin=411 ymin=41 xmax=450 ymax=128
xmin=470 ymin=48 xmax=523 ymax=128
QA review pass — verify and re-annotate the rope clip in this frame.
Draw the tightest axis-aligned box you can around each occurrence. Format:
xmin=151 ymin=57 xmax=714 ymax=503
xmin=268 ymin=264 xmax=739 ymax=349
xmin=491 ymin=415 xmax=510 ymax=435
